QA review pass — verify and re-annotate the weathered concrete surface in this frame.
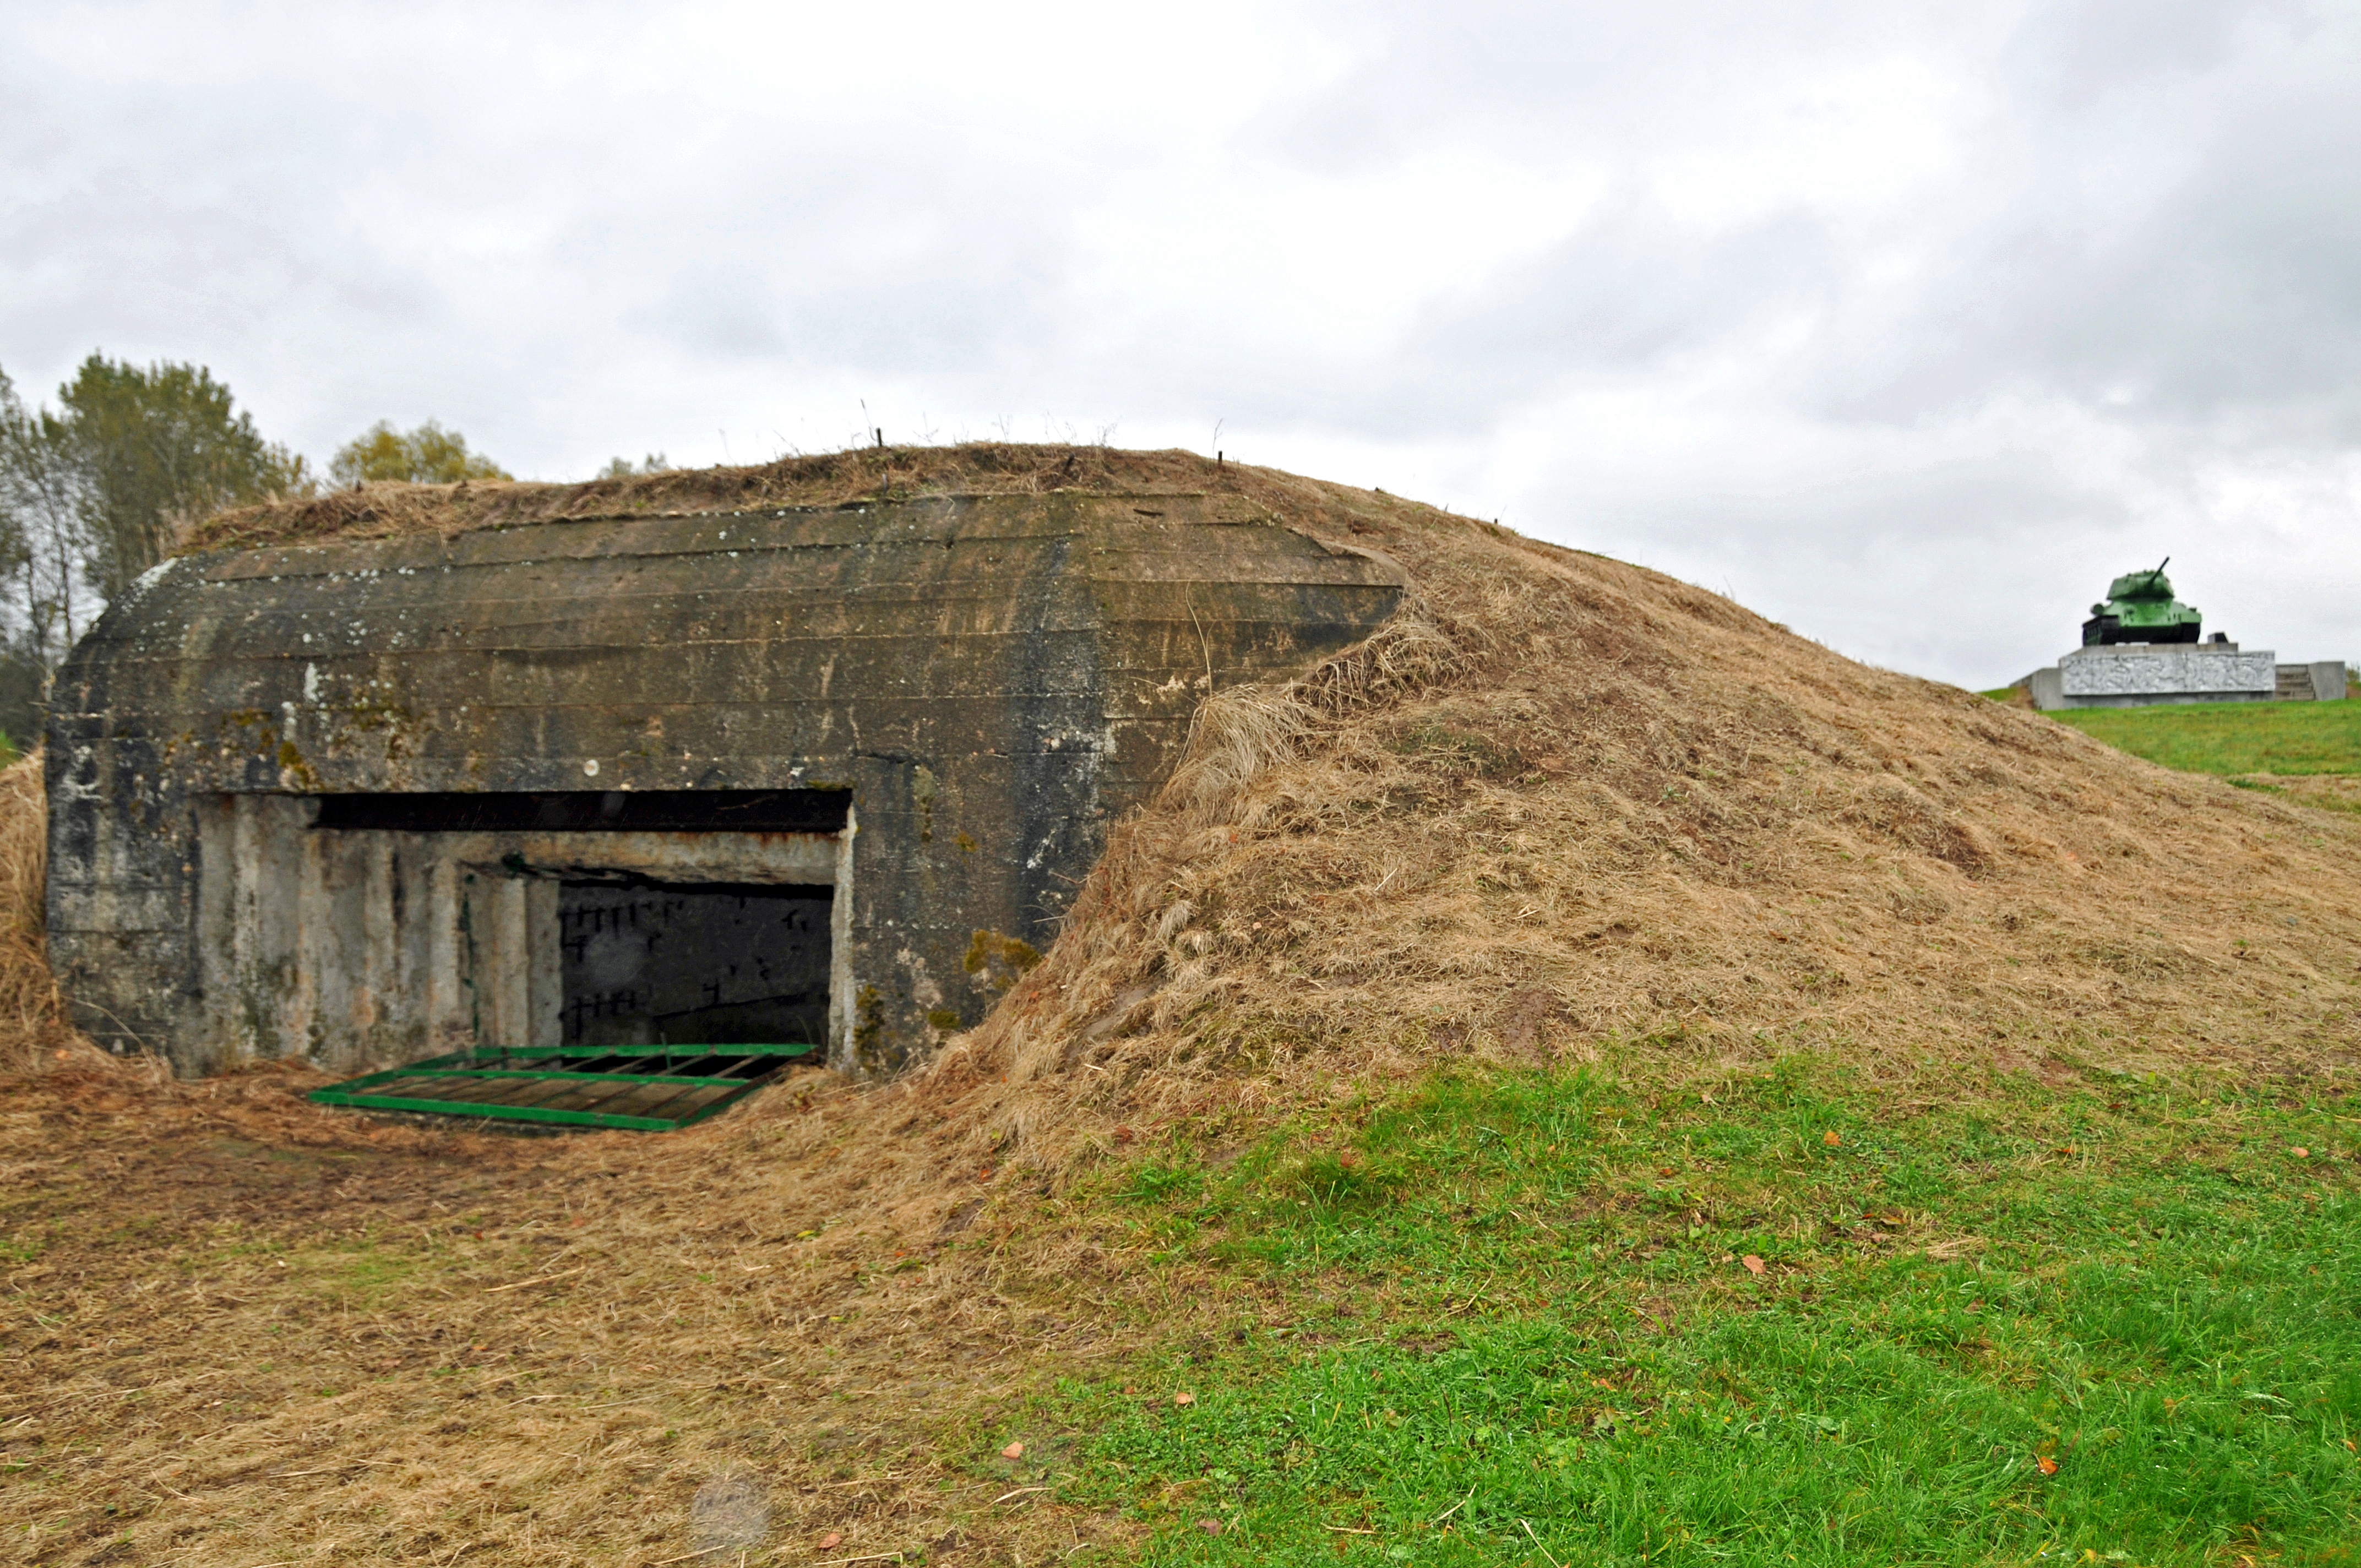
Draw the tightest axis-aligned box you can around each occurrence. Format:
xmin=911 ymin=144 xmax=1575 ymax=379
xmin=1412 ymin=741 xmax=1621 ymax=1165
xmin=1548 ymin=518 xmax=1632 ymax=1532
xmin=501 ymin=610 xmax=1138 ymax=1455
xmin=48 ymin=492 xmax=1403 ymax=1076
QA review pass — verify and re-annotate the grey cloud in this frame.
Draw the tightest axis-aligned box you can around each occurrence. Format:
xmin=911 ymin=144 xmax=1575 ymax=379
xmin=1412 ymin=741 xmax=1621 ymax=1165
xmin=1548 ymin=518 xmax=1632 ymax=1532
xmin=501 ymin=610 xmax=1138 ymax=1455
xmin=1796 ymin=60 xmax=2361 ymax=435
xmin=2005 ymin=0 xmax=2290 ymax=105
xmin=1271 ymin=0 xmax=1948 ymax=160
xmin=1562 ymin=449 xmax=2141 ymax=684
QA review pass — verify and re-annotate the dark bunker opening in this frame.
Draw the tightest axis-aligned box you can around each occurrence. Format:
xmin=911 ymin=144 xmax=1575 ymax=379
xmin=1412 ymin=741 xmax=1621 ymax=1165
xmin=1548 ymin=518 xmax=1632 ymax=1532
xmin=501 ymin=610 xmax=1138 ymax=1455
xmin=559 ymin=879 xmax=833 ymax=1048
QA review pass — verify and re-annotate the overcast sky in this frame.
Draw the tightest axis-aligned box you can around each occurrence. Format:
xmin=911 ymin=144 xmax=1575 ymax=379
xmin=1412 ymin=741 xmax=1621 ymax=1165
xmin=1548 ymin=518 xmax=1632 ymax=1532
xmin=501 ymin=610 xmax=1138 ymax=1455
xmin=5 ymin=0 xmax=2356 ymax=687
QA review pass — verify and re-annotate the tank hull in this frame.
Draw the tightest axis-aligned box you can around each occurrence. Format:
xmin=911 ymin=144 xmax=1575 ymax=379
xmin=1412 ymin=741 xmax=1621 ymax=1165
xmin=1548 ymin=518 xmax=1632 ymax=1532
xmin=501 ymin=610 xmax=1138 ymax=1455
xmin=2081 ymin=614 xmax=2202 ymax=646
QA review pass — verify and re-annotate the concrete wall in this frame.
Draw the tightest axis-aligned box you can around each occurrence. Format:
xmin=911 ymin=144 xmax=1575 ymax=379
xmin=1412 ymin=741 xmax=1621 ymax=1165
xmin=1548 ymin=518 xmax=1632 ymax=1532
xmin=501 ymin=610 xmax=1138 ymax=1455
xmin=48 ymin=492 xmax=1404 ymax=1077
xmin=2030 ymin=644 xmax=2276 ymax=710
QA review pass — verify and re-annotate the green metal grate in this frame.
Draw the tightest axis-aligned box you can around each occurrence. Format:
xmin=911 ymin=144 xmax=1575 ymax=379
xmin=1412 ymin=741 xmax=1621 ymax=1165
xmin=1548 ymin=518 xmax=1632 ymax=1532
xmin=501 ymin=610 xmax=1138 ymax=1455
xmin=307 ymin=1042 xmax=818 ymax=1131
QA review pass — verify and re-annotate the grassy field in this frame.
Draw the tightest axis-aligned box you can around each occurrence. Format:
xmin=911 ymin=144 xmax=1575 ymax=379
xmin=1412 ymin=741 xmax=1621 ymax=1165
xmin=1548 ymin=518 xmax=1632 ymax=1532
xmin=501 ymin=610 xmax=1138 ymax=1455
xmin=1030 ymin=1061 xmax=2361 ymax=1567
xmin=1987 ymin=692 xmax=2361 ymax=776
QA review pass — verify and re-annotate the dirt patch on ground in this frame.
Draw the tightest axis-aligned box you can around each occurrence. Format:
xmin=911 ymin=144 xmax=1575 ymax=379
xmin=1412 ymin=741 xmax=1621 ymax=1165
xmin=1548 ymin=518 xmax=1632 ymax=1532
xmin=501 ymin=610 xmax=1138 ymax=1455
xmin=7 ymin=444 xmax=2360 ymax=1561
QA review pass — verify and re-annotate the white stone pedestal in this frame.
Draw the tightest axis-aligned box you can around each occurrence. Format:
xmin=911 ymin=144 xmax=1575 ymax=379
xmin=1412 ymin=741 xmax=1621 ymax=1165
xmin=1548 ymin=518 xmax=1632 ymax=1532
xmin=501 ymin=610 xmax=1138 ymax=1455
xmin=2027 ymin=643 xmax=2276 ymax=710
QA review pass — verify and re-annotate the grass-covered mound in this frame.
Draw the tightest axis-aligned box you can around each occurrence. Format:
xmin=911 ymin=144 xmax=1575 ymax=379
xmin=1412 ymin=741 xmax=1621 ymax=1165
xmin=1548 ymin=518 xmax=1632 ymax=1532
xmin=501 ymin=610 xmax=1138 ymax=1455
xmin=2046 ymin=693 xmax=2361 ymax=778
xmin=4 ymin=447 xmax=2359 ymax=1564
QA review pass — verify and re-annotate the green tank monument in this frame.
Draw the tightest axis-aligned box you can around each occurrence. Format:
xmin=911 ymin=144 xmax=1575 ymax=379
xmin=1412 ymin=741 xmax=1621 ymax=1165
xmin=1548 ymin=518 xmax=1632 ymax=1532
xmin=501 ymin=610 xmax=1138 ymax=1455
xmin=2021 ymin=559 xmax=2346 ymax=711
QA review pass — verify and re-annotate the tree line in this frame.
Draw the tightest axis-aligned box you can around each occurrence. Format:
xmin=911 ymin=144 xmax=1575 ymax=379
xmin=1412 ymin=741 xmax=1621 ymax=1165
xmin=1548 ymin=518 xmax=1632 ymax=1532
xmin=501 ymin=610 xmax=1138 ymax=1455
xmin=0 ymin=352 xmax=670 ymax=750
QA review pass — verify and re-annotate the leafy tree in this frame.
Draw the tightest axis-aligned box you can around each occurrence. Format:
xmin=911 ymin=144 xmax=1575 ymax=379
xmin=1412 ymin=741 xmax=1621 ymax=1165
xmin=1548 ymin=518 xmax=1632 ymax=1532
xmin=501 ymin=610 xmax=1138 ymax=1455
xmin=595 ymin=452 xmax=673 ymax=479
xmin=330 ymin=420 xmax=510 ymax=486
xmin=57 ymin=355 xmax=312 ymax=599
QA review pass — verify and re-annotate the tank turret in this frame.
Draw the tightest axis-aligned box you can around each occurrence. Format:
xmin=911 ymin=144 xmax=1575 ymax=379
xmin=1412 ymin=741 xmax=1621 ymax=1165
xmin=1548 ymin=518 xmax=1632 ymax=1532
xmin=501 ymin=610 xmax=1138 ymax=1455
xmin=2081 ymin=557 xmax=2202 ymax=646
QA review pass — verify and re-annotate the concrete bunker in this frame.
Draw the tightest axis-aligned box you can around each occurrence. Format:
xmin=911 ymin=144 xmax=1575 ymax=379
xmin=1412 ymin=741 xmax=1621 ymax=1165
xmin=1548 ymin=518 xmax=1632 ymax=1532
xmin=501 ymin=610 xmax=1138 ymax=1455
xmin=47 ymin=491 xmax=1403 ymax=1081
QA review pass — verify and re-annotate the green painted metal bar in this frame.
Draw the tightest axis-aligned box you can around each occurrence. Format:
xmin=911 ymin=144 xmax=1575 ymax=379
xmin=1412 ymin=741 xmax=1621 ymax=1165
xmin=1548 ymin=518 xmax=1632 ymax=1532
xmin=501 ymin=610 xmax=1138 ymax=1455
xmin=432 ymin=1058 xmax=670 ymax=1109
xmin=401 ymin=1068 xmax=693 ymax=1119
xmin=304 ymin=1088 xmax=688 ymax=1131
xmin=537 ymin=1055 xmax=757 ymax=1084
xmin=466 ymin=1069 xmax=668 ymax=1118
xmin=393 ymin=1067 xmax=761 ymax=1090
xmin=307 ymin=1041 xmax=808 ymax=1131
xmin=485 ymin=1043 xmax=817 ymax=1060
xmin=381 ymin=1072 xmax=643 ymax=1115
xmin=311 ymin=1073 xmax=766 ymax=1130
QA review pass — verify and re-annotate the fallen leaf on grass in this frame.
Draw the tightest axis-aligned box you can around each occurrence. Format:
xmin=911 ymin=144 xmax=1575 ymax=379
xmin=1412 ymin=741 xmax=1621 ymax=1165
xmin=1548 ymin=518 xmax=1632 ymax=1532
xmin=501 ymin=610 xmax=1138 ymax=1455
xmin=1196 ymin=1518 xmax=1222 ymax=1536
xmin=1823 ymin=1130 xmax=1842 ymax=1147
xmin=1001 ymin=1441 xmax=1024 ymax=1460
xmin=1173 ymin=1391 xmax=1196 ymax=1407
xmin=1741 ymin=1255 xmax=1766 ymax=1276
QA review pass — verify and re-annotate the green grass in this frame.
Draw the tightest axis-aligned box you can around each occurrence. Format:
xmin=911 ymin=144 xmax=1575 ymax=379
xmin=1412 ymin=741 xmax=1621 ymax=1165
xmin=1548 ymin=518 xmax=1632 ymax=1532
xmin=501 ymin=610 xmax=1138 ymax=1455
xmin=2009 ymin=693 xmax=2361 ymax=776
xmin=1033 ymin=1061 xmax=2361 ymax=1566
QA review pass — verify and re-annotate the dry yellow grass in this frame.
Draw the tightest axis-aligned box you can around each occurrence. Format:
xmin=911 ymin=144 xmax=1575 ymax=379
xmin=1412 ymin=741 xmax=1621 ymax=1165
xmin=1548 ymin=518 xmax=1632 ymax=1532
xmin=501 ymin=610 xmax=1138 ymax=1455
xmin=3 ymin=445 xmax=2357 ymax=1564
xmin=0 ymin=756 xmax=111 ymax=1079
xmin=182 ymin=442 xmax=1256 ymax=554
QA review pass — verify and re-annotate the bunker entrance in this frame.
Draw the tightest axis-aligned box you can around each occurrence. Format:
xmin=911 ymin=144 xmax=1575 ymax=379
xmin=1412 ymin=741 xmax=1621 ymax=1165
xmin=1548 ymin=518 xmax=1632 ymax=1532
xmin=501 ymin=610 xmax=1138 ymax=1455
xmin=276 ymin=788 xmax=851 ymax=1131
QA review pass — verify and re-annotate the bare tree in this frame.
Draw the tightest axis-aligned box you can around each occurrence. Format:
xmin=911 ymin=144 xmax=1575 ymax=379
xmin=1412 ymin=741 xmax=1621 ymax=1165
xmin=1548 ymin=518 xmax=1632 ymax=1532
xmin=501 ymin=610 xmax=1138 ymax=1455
xmin=0 ymin=368 xmax=93 ymax=667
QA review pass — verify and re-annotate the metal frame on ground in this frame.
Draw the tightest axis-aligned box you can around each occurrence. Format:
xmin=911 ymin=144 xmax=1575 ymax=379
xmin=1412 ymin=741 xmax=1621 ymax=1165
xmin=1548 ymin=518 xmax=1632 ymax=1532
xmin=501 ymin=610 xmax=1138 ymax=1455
xmin=307 ymin=1042 xmax=816 ymax=1130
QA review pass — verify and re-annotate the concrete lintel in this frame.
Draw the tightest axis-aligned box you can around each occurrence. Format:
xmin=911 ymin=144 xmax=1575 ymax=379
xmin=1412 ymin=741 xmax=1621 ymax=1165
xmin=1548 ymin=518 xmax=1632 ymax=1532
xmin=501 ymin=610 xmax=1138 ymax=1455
xmin=434 ymin=829 xmax=840 ymax=885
